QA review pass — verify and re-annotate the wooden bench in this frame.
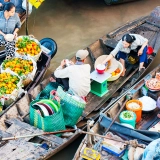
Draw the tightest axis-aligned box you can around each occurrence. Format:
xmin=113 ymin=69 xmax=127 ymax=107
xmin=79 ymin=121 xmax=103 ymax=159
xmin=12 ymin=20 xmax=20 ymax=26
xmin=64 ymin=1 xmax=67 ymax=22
xmin=103 ymin=39 xmax=118 ymax=50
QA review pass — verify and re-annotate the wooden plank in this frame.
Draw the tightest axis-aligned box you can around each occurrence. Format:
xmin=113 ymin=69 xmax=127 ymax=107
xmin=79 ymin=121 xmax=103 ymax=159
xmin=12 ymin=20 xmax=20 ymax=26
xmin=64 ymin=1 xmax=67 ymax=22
xmin=103 ymin=39 xmax=118 ymax=49
xmin=107 ymin=16 xmax=148 ymax=38
xmin=153 ymin=32 xmax=160 ymax=53
xmin=0 ymin=143 xmax=18 ymax=159
xmin=99 ymin=38 xmax=111 ymax=54
xmin=5 ymin=119 xmax=64 ymax=144
xmin=88 ymin=40 xmax=105 ymax=59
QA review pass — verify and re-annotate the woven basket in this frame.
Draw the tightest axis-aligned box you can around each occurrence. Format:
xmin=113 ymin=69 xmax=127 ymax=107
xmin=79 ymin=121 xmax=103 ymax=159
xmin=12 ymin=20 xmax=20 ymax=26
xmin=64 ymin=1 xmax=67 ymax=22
xmin=36 ymin=82 xmax=59 ymax=100
xmin=30 ymin=99 xmax=66 ymax=133
xmin=57 ymin=86 xmax=86 ymax=127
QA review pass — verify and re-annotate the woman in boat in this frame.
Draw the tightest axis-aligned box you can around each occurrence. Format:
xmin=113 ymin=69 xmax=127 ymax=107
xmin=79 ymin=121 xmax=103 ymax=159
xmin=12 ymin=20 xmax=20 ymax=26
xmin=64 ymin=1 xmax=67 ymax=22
xmin=0 ymin=2 xmax=21 ymax=57
xmin=0 ymin=0 xmax=32 ymax=16
xmin=103 ymin=34 xmax=148 ymax=76
xmin=50 ymin=50 xmax=91 ymax=97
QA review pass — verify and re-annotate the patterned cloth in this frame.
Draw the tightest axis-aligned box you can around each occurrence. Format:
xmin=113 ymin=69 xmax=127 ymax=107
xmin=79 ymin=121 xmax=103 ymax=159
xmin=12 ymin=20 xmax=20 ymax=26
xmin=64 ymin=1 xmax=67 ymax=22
xmin=142 ymin=138 xmax=160 ymax=160
xmin=0 ymin=39 xmax=15 ymax=57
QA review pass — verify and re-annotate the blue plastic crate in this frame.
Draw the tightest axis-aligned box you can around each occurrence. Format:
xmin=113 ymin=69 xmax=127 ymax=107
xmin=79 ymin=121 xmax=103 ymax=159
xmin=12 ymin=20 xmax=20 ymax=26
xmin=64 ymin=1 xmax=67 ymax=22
xmin=102 ymin=146 xmax=126 ymax=157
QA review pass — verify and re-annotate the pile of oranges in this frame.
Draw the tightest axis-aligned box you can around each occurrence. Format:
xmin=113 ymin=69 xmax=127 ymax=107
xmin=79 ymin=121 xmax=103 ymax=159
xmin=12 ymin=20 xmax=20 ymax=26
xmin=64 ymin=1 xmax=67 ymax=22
xmin=16 ymin=36 xmax=41 ymax=56
xmin=2 ymin=58 xmax=33 ymax=76
xmin=0 ymin=73 xmax=20 ymax=95
xmin=111 ymin=68 xmax=121 ymax=77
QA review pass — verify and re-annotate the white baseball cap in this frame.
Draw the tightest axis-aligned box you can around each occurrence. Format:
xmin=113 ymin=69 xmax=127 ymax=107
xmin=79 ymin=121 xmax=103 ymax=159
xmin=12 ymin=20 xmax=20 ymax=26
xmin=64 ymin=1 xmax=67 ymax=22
xmin=76 ymin=50 xmax=89 ymax=60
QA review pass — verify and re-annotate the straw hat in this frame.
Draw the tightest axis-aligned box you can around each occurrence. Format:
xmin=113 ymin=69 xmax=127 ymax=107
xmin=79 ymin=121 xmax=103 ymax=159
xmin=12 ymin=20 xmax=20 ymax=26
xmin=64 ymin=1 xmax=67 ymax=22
xmin=94 ymin=55 xmax=119 ymax=73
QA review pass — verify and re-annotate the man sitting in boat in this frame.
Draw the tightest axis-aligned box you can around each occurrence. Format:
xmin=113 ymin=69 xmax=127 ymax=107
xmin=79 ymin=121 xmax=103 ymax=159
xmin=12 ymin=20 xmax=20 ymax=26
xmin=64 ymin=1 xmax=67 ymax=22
xmin=50 ymin=50 xmax=91 ymax=97
xmin=0 ymin=0 xmax=32 ymax=16
xmin=103 ymin=34 xmax=148 ymax=76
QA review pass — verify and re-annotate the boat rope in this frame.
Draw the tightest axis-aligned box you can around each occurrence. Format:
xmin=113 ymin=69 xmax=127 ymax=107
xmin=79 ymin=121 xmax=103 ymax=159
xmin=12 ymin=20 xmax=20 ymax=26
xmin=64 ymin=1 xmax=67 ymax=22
xmin=78 ymin=130 xmax=146 ymax=149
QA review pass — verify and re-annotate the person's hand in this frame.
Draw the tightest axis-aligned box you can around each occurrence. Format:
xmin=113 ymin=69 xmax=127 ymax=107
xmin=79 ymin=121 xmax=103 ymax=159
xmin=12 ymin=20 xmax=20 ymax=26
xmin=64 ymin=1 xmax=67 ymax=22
xmin=0 ymin=3 xmax=2 ymax=7
xmin=13 ymin=32 xmax=18 ymax=39
xmin=138 ymin=49 xmax=143 ymax=56
xmin=102 ymin=60 xmax=107 ymax=65
xmin=61 ymin=59 xmax=66 ymax=67
xmin=3 ymin=34 xmax=7 ymax=40
xmin=69 ymin=60 xmax=74 ymax=65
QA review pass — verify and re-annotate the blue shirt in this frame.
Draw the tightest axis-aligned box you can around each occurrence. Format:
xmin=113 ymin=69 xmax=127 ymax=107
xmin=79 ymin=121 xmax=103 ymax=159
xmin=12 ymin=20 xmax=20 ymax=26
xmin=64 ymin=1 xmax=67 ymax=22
xmin=0 ymin=0 xmax=32 ymax=14
xmin=142 ymin=138 xmax=160 ymax=160
xmin=0 ymin=11 xmax=21 ymax=40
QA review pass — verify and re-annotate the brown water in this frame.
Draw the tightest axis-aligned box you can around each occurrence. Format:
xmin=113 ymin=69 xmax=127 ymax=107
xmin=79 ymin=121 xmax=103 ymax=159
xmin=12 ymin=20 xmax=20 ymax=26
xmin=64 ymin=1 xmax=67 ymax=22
xmin=18 ymin=0 xmax=160 ymax=159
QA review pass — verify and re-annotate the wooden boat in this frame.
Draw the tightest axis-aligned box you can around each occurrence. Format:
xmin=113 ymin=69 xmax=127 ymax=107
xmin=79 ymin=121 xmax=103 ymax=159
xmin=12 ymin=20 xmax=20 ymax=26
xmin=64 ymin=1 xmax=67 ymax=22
xmin=0 ymin=37 xmax=57 ymax=115
xmin=104 ymin=0 xmax=139 ymax=5
xmin=74 ymin=64 xmax=160 ymax=160
xmin=0 ymin=7 xmax=159 ymax=159
xmin=20 ymin=11 xmax=27 ymax=25
xmin=75 ymin=6 xmax=160 ymax=129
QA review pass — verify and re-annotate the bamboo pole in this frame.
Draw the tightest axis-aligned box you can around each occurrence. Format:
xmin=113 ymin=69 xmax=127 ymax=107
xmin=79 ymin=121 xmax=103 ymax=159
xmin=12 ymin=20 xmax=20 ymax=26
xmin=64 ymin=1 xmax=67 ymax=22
xmin=25 ymin=0 xmax=29 ymax=35
xmin=1 ymin=129 xmax=146 ymax=148
xmin=1 ymin=129 xmax=76 ymax=141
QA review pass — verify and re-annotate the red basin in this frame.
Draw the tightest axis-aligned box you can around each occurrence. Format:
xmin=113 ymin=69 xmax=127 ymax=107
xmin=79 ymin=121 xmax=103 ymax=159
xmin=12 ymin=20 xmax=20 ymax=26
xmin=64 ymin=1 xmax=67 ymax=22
xmin=96 ymin=68 xmax=105 ymax=74
xmin=96 ymin=64 xmax=105 ymax=74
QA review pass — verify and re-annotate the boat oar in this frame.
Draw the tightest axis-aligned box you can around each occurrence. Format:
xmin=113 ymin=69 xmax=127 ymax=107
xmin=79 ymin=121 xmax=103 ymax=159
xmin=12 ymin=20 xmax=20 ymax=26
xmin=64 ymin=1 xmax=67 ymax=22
xmin=78 ymin=130 xmax=145 ymax=148
xmin=105 ymin=94 xmax=132 ymax=133
xmin=1 ymin=129 xmax=76 ymax=141
xmin=25 ymin=0 xmax=29 ymax=35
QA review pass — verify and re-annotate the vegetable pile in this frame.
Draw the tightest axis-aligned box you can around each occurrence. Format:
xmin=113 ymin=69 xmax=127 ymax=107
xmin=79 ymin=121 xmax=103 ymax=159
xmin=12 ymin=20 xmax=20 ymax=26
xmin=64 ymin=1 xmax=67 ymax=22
xmin=2 ymin=58 xmax=33 ymax=76
xmin=16 ymin=36 xmax=41 ymax=56
xmin=121 ymin=111 xmax=134 ymax=120
xmin=0 ymin=73 xmax=20 ymax=95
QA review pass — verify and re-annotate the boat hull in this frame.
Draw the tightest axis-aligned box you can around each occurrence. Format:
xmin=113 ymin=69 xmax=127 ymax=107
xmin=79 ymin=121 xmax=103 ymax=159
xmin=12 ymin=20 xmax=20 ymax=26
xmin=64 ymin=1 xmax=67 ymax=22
xmin=104 ymin=0 xmax=140 ymax=5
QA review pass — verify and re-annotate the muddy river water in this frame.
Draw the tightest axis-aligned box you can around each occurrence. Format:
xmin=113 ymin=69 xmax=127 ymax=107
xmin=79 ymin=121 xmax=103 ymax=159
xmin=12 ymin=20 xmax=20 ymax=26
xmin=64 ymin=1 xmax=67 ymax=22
xmin=19 ymin=0 xmax=160 ymax=159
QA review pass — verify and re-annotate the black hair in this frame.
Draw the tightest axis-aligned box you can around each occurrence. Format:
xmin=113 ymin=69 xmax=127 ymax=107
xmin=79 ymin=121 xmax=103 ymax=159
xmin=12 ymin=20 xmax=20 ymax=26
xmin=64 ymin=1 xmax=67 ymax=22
xmin=76 ymin=57 xmax=83 ymax=62
xmin=3 ymin=2 xmax=15 ymax=12
xmin=122 ymin=34 xmax=136 ymax=44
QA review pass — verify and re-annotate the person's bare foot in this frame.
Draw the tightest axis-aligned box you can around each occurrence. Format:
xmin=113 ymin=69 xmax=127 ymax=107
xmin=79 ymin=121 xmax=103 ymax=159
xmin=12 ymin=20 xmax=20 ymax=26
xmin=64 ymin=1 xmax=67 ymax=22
xmin=50 ymin=77 xmax=56 ymax=82
xmin=121 ymin=68 xmax=126 ymax=77
xmin=157 ymin=113 xmax=160 ymax=118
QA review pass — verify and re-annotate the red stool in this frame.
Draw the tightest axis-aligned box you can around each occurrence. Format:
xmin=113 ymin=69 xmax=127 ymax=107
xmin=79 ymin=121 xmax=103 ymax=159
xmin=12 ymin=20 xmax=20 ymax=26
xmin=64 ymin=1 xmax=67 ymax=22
xmin=147 ymin=46 xmax=153 ymax=55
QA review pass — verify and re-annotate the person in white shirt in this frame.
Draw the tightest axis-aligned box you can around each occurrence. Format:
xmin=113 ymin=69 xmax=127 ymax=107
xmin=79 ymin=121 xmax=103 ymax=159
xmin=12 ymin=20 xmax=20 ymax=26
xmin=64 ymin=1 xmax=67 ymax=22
xmin=102 ymin=34 xmax=148 ymax=76
xmin=51 ymin=50 xmax=91 ymax=97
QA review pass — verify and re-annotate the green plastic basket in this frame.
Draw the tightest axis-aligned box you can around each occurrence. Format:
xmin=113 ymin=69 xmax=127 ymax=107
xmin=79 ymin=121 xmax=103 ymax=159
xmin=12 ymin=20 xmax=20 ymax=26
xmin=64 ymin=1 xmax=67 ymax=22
xmin=36 ymin=82 xmax=59 ymax=100
xmin=30 ymin=99 xmax=66 ymax=133
xmin=57 ymin=86 xmax=86 ymax=127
